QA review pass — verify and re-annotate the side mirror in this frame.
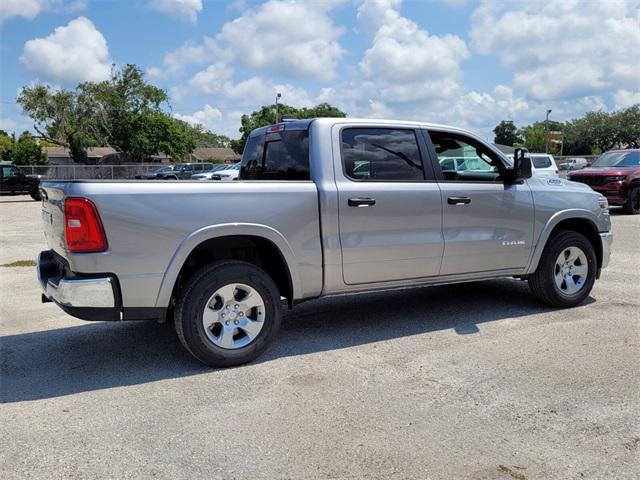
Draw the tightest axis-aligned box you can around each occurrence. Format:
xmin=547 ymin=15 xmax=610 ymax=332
xmin=511 ymin=148 xmax=532 ymax=182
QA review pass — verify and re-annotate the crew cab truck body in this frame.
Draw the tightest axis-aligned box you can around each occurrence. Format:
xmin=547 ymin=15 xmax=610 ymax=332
xmin=38 ymin=118 xmax=613 ymax=366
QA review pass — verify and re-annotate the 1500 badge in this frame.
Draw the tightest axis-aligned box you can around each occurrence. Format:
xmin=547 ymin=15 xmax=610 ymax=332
xmin=502 ymin=240 xmax=525 ymax=246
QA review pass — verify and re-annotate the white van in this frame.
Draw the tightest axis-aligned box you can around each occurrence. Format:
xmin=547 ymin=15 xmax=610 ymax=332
xmin=564 ymin=157 xmax=588 ymax=170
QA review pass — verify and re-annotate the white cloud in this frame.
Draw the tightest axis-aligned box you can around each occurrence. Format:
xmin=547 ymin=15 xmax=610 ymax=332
xmin=174 ymin=105 xmax=243 ymax=138
xmin=178 ymin=62 xmax=313 ymax=108
xmin=162 ymin=40 xmax=209 ymax=74
xmin=145 ymin=66 xmax=163 ymax=80
xmin=148 ymin=0 xmax=202 ymax=23
xmin=20 ymin=17 xmax=112 ymax=85
xmin=0 ymin=0 xmax=85 ymax=22
xmin=471 ymin=0 xmax=640 ymax=101
xmin=357 ymin=0 xmax=468 ymax=104
xmin=166 ymin=0 xmax=344 ymax=80
xmin=1 ymin=0 xmax=46 ymax=21
xmin=614 ymin=89 xmax=640 ymax=109
xmin=174 ymin=104 xmax=222 ymax=128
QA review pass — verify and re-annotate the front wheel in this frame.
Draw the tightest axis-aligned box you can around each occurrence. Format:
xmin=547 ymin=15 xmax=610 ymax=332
xmin=623 ymin=186 xmax=639 ymax=214
xmin=528 ymin=230 xmax=597 ymax=308
xmin=175 ymin=261 xmax=282 ymax=367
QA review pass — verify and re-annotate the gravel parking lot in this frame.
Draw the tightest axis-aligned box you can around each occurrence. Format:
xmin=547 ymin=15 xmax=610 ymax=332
xmin=1 ymin=195 xmax=639 ymax=479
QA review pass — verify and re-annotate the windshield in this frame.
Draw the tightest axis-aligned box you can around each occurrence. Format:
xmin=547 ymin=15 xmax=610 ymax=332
xmin=591 ymin=151 xmax=640 ymax=167
xmin=153 ymin=166 xmax=173 ymax=173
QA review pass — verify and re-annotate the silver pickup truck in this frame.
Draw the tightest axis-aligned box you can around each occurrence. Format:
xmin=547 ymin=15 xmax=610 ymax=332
xmin=38 ymin=118 xmax=613 ymax=367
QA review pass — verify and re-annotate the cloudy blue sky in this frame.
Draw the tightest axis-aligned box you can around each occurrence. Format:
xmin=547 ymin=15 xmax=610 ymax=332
xmin=1 ymin=0 xmax=639 ymax=140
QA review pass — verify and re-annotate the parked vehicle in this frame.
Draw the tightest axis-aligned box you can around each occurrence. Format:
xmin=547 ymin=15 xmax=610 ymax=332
xmin=134 ymin=165 xmax=176 ymax=180
xmin=563 ymin=157 xmax=588 ymax=171
xmin=567 ymin=149 xmax=640 ymax=214
xmin=438 ymin=157 xmax=494 ymax=174
xmin=37 ymin=118 xmax=613 ymax=367
xmin=1 ymin=162 xmax=42 ymax=200
xmin=529 ymin=153 xmax=559 ymax=177
xmin=191 ymin=164 xmax=229 ymax=180
xmin=156 ymin=163 xmax=214 ymax=180
xmin=210 ymin=162 xmax=241 ymax=181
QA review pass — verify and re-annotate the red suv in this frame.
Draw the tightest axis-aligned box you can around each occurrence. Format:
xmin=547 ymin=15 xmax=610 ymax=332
xmin=568 ymin=149 xmax=640 ymax=214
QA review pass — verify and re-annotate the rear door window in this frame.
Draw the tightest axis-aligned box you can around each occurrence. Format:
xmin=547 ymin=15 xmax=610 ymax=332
xmin=341 ymin=128 xmax=424 ymax=181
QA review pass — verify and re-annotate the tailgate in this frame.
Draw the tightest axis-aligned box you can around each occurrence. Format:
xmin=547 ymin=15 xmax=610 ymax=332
xmin=40 ymin=182 xmax=68 ymax=254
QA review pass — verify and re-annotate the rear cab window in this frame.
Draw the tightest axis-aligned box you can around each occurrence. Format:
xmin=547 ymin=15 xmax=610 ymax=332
xmin=531 ymin=155 xmax=552 ymax=169
xmin=240 ymin=129 xmax=310 ymax=180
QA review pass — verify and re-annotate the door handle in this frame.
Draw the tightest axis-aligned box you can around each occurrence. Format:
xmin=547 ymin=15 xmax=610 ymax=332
xmin=348 ymin=197 xmax=376 ymax=207
xmin=448 ymin=196 xmax=471 ymax=205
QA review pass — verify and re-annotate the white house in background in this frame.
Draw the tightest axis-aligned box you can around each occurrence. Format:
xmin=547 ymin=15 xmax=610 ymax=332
xmin=185 ymin=147 xmax=240 ymax=164
xmin=45 ymin=147 xmax=172 ymax=165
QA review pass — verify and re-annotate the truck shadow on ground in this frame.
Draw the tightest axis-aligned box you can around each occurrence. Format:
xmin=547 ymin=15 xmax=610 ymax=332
xmin=1 ymin=278 xmax=593 ymax=403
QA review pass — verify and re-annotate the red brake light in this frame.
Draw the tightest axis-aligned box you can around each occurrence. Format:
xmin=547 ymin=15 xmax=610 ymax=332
xmin=64 ymin=197 xmax=108 ymax=253
xmin=267 ymin=123 xmax=285 ymax=133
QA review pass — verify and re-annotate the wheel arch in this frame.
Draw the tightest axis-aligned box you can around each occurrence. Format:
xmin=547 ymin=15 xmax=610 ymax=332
xmin=526 ymin=211 xmax=603 ymax=275
xmin=155 ymin=223 xmax=300 ymax=308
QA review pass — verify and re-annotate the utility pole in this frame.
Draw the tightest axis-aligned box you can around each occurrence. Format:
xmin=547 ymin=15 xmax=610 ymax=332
xmin=545 ymin=109 xmax=552 ymax=153
xmin=275 ymin=92 xmax=282 ymax=123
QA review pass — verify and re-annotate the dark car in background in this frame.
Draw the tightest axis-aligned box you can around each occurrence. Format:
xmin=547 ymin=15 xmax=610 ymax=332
xmin=159 ymin=163 xmax=214 ymax=180
xmin=0 ymin=162 xmax=42 ymax=200
xmin=568 ymin=149 xmax=640 ymax=214
xmin=134 ymin=165 xmax=176 ymax=180
xmin=135 ymin=163 xmax=214 ymax=180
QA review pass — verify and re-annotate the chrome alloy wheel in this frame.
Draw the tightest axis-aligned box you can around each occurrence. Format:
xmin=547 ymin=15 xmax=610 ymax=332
xmin=554 ymin=246 xmax=589 ymax=295
xmin=202 ymin=283 xmax=266 ymax=349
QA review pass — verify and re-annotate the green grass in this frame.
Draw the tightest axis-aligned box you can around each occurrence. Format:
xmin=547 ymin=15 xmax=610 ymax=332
xmin=1 ymin=260 xmax=37 ymax=267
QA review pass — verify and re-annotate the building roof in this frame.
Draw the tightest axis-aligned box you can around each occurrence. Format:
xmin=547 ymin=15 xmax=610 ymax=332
xmin=46 ymin=146 xmax=117 ymax=158
xmin=188 ymin=147 xmax=240 ymax=161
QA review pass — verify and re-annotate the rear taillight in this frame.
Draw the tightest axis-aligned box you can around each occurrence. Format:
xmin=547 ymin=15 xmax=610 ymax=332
xmin=64 ymin=197 xmax=108 ymax=253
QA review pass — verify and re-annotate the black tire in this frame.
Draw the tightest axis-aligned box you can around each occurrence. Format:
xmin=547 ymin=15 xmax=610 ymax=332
xmin=528 ymin=230 xmax=597 ymax=308
xmin=623 ymin=186 xmax=639 ymax=214
xmin=30 ymin=189 xmax=41 ymax=201
xmin=175 ymin=260 xmax=282 ymax=367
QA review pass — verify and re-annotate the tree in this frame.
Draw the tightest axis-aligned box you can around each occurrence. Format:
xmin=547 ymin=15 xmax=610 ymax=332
xmin=83 ymin=64 xmax=176 ymax=160
xmin=17 ymin=84 xmax=101 ymax=163
xmin=611 ymin=105 xmax=640 ymax=148
xmin=11 ymin=132 xmax=49 ymax=165
xmin=17 ymin=64 xmax=200 ymax=163
xmin=518 ymin=120 xmax=564 ymax=153
xmin=493 ymin=120 xmax=522 ymax=146
xmin=231 ymin=102 xmax=347 ymax=153
xmin=0 ymin=131 xmax=48 ymax=165
xmin=0 ymin=130 xmax=13 ymax=160
xmin=192 ymin=127 xmax=232 ymax=148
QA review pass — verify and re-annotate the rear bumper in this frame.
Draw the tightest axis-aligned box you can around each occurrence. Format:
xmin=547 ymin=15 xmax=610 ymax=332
xmin=42 ymin=274 xmax=116 ymax=308
xmin=37 ymin=250 xmax=165 ymax=322
xmin=600 ymin=231 xmax=613 ymax=270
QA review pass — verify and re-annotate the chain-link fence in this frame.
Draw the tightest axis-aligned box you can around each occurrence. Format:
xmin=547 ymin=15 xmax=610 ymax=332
xmin=16 ymin=155 xmax=601 ymax=180
xmin=15 ymin=164 xmax=166 ymax=180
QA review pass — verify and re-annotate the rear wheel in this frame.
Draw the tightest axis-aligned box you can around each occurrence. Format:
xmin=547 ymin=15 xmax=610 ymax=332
xmin=528 ymin=230 xmax=597 ymax=307
xmin=175 ymin=261 xmax=282 ymax=367
xmin=623 ymin=186 xmax=639 ymax=214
